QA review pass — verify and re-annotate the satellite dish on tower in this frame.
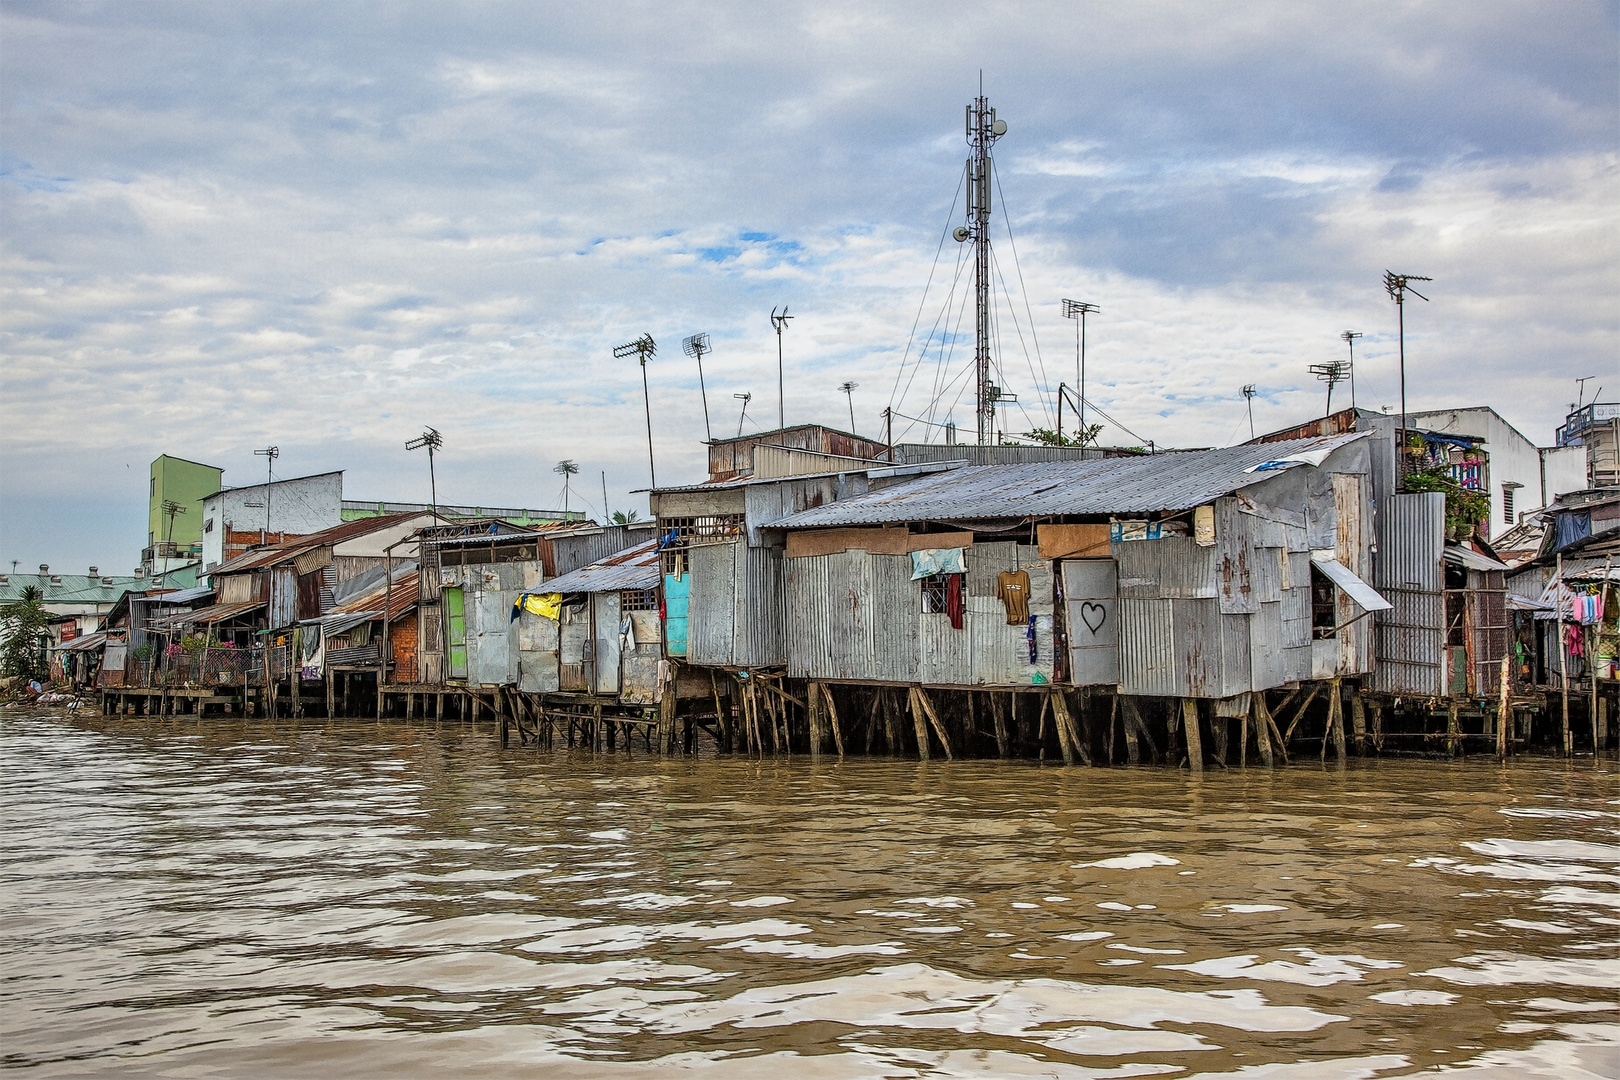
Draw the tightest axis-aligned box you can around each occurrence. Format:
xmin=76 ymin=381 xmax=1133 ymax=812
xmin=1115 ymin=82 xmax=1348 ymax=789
xmin=953 ymin=226 xmax=970 ymax=242
xmin=991 ymin=119 xmax=1007 ymax=136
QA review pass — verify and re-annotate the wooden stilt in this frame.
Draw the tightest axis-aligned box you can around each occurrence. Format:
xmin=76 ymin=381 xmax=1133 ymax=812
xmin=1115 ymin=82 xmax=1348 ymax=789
xmin=1105 ymin=695 xmax=1118 ymax=764
xmin=908 ymin=687 xmax=932 ymax=761
xmin=711 ymin=673 xmax=729 ymax=753
xmin=1350 ymin=693 xmax=1366 ymax=755
xmin=1182 ymin=698 xmax=1203 ymax=773
xmin=883 ymin=690 xmax=901 ymax=756
xmin=1121 ymin=696 xmax=1142 ymax=764
xmin=658 ymin=677 xmax=676 ymax=756
xmin=1447 ymin=701 xmax=1460 ymax=757
xmin=822 ymin=683 xmax=845 ymax=758
xmin=1281 ymin=683 xmax=1322 ymax=744
xmin=866 ymin=690 xmax=882 ymax=755
xmin=807 ymin=680 xmax=825 ymax=760
xmin=1252 ymin=692 xmax=1275 ymax=767
xmin=1325 ymin=678 xmax=1345 ymax=762
xmin=1050 ymin=691 xmax=1075 ymax=765
xmin=1370 ymin=703 xmax=1383 ymax=753
xmin=991 ymin=693 xmax=1010 ymax=758
xmin=913 ymin=687 xmax=952 ymax=760
xmin=1050 ymin=690 xmax=1088 ymax=765
xmin=1211 ymin=711 xmax=1229 ymax=764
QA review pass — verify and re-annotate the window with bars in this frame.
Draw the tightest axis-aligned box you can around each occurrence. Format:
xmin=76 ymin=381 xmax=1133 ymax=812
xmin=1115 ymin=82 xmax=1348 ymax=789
xmin=655 ymin=514 xmax=746 ymax=574
xmin=621 ymin=588 xmax=659 ymax=611
xmin=920 ymin=573 xmax=948 ymax=613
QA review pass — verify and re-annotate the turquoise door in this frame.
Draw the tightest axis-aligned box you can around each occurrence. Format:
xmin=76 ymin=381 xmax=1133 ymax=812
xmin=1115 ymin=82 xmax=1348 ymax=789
xmin=664 ymin=573 xmax=689 ymax=657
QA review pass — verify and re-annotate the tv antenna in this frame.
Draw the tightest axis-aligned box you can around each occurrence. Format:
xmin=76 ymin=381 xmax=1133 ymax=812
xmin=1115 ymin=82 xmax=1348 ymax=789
xmin=1061 ymin=300 xmax=1099 ymax=436
xmin=252 ymin=445 xmax=279 ymax=543
xmin=1308 ymin=361 xmax=1350 ymax=417
xmin=404 ymin=428 xmax=442 ymax=516
xmin=770 ymin=307 xmax=792 ymax=430
xmin=157 ymin=499 xmax=187 ymax=583
xmin=733 ymin=392 xmax=752 ymax=438
xmin=1241 ymin=385 xmax=1257 ymax=440
xmin=553 ymin=459 xmax=579 ymax=519
xmin=1339 ymin=330 xmax=1362 ymax=409
xmin=838 ymin=381 xmax=859 ymax=434
xmin=954 ymin=91 xmax=1007 ymax=445
xmin=1383 ymin=271 xmax=1431 ymax=449
xmin=682 ymin=333 xmax=713 ymax=441
xmin=1577 ymin=375 xmax=1597 ymax=409
xmin=614 ymin=334 xmax=658 ymax=486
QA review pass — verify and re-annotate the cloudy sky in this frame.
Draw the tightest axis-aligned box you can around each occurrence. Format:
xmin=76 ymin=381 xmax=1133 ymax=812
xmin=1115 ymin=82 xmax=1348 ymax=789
xmin=3 ymin=1 xmax=1616 ymax=573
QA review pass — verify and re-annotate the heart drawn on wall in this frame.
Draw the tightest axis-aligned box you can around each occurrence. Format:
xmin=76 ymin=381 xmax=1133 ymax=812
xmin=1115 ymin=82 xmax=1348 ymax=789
xmin=1080 ymin=601 xmax=1108 ymax=634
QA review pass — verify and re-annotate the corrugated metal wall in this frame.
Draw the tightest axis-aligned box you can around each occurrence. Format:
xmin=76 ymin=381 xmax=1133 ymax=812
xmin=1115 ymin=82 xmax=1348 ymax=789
xmin=690 ymin=541 xmax=788 ymax=668
xmin=1373 ymin=491 xmax=1445 ymax=697
xmin=785 ymin=543 xmax=1055 ymax=686
xmin=551 ymin=525 xmax=656 ymax=577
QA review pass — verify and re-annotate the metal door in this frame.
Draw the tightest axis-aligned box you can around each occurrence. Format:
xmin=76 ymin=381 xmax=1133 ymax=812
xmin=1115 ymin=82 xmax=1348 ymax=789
xmin=443 ymin=587 xmax=467 ymax=679
xmin=1062 ymin=559 xmax=1119 ymax=686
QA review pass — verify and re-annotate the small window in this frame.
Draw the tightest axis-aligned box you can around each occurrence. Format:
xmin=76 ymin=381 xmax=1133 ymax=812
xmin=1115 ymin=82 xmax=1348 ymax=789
xmin=621 ymin=588 xmax=658 ymax=612
xmin=1310 ymin=565 xmax=1337 ymax=635
xmin=920 ymin=573 xmax=948 ymax=613
xmin=1502 ymin=484 xmax=1514 ymax=524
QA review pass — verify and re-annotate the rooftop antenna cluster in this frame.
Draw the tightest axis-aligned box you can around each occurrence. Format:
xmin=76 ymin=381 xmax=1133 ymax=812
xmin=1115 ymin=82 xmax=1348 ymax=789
xmin=614 ymin=334 xmax=658 ymax=486
xmin=404 ymin=428 xmax=442 ymax=516
xmin=553 ymin=458 xmax=579 ymax=518
xmin=682 ymin=333 xmax=713 ymax=441
xmin=252 ymin=445 xmax=279 ymax=543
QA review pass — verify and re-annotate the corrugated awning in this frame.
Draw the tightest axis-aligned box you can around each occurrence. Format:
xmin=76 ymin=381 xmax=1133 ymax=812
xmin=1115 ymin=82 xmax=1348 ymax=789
xmin=1309 ymin=554 xmax=1392 ymax=612
xmin=1443 ymin=544 xmax=1511 ymax=572
xmin=146 ymin=600 xmax=266 ymax=629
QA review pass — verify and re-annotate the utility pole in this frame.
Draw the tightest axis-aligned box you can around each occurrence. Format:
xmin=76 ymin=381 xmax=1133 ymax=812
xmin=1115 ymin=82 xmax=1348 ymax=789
xmin=954 ymin=88 xmax=1006 ymax=445
xmin=253 ymin=446 xmax=279 ymax=544
xmin=615 ymin=335 xmax=658 ymax=487
xmin=770 ymin=307 xmax=792 ymax=430
xmin=1062 ymin=300 xmax=1098 ymax=437
xmin=883 ymin=406 xmax=893 ymax=462
xmin=601 ymin=471 xmax=610 ymax=525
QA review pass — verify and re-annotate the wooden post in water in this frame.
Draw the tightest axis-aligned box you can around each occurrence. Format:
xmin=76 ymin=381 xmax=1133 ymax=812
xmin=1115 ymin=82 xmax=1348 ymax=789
xmin=1181 ymin=698 xmax=1203 ymax=773
xmin=807 ymin=680 xmax=824 ymax=760
xmin=1446 ymin=701 xmax=1460 ymax=757
xmin=1050 ymin=691 xmax=1075 ymax=765
xmin=1497 ymin=656 xmax=1510 ymax=760
xmin=908 ymin=687 xmax=931 ymax=761
xmin=1557 ymin=553 xmax=1572 ymax=756
xmin=658 ymin=676 xmax=677 ymax=755
xmin=1327 ymin=678 xmax=1345 ymax=762
xmin=883 ymin=690 xmax=901 ymax=756
xmin=1121 ymin=696 xmax=1142 ymax=764
xmin=1251 ymin=692 xmax=1275 ymax=767
xmin=1350 ymin=692 xmax=1366 ymax=755
xmin=914 ymin=687 xmax=952 ymax=760
xmin=1050 ymin=690 xmax=1088 ymax=765
xmin=821 ymin=683 xmax=845 ymax=758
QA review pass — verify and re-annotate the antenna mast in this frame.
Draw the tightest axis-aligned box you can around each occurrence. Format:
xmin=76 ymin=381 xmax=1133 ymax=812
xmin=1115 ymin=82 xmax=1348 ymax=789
xmin=957 ymin=92 xmax=1006 ymax=445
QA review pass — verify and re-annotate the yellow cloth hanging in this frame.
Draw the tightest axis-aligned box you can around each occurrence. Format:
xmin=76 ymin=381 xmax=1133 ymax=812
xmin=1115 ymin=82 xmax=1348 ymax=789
xmin=519 ymin=593 xmax=563 ymax=620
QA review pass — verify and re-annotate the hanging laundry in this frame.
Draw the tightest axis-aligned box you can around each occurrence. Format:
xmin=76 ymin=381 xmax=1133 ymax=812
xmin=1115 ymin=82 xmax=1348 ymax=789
xmin=996 ymin=568 xmax=1031 ymax=625
xmin=1566 ymin=622 xmax=1584 ymax=657
xmin=910 ymin=547 xmax=966 ymax=580
xmin=1026 ymin=615 xmax=1037 ymax=662
xmin=945 ymin=572 xmax=965 ymax=631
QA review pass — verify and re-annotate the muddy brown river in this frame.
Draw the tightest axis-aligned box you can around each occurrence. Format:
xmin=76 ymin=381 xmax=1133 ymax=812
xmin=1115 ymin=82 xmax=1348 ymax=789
xmin=1 ymin=708 xmax=1615 ymax=1078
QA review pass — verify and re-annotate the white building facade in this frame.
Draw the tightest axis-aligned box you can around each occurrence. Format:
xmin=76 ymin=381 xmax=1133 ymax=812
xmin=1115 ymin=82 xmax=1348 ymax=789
xmin=200 ymin=471 xmax=344 ymax=571
xmin=1407 ymin=407 xmax=1587 ymax=536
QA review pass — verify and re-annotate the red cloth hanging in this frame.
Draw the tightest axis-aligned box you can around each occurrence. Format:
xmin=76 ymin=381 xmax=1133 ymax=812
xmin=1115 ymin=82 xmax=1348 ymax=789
xmin=946 ymin=572 xmax=965 ymax=630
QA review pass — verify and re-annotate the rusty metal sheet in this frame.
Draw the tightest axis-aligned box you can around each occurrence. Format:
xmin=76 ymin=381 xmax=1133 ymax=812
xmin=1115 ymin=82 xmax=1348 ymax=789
xmin=1215 ymin=497 xmax=1256 ymax=615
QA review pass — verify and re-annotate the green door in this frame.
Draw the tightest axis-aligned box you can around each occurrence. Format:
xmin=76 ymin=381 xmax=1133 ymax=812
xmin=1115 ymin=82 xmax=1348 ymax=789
xmin=444 ymin=587 xmax=468 ymax=679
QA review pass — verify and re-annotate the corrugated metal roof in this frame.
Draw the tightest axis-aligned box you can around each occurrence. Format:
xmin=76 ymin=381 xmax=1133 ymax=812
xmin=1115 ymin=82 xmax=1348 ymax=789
xmin=147 ymin=600 xmax=266 ymax=628
xmin=540 ymin=539 xmax=661 ymax=594
xmin=767 ymin=433 xmax=1369 ymax=528
xmin=328 ymin=571 xmax=420 ymax=622
xmin=210 ymin=512 xmax=441 ymax=576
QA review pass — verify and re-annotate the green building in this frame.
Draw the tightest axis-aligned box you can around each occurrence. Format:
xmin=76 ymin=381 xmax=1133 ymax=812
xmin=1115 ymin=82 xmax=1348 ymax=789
xmin=145 ymin=455 xmax=223 ymax=574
